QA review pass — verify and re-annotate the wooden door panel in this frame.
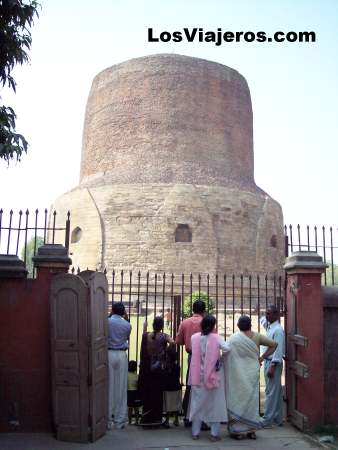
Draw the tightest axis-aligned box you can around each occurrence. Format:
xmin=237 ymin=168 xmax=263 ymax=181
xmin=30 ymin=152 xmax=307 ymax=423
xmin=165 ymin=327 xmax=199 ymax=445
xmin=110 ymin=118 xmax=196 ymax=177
xmin=81 ymin=272 xmax=108 ymax=443
xmin=51 ymin=274 xmax=89 ymax=443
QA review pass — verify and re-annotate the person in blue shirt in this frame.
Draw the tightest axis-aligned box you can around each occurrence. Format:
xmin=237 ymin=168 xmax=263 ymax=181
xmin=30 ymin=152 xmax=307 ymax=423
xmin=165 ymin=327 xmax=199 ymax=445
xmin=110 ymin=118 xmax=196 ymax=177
xmin=107 ymin=302 xmax=131 ymax=430
xmin=260 ymin=304 xmax=285 ymax=428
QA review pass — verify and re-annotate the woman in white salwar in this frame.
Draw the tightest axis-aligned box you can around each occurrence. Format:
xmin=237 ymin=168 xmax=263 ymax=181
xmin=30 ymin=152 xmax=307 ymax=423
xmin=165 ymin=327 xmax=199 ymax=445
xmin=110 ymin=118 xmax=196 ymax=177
xmin=225 ymin=315 xmax=276 ymax=440
xmin=188 ymin=315 xmax=230 ymax=441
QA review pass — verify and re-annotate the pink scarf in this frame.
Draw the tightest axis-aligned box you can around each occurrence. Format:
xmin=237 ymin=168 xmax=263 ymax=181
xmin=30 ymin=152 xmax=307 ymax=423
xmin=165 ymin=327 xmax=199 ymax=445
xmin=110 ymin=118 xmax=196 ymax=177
xmin=189 ymin=332 xmax=221 ymax=389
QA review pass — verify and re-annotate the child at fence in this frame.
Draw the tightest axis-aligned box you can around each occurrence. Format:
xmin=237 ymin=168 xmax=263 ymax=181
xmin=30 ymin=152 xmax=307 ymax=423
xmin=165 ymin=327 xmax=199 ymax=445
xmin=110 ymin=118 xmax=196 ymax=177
xmin=127 ymin=360 xmax=142 ymax=425
xmin=163 ymin=346 xmax=182 ymax=428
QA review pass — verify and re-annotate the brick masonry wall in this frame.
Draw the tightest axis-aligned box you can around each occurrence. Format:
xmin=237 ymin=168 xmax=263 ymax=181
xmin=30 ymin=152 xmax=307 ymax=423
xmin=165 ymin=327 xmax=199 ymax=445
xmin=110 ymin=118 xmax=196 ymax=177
xmin=80 ymin=54 xmax=257 ymax=191
xmin=52 ymin=54 xmax=284 ymax=275
xmin=53 ymin=183 xmax=284 ymax=274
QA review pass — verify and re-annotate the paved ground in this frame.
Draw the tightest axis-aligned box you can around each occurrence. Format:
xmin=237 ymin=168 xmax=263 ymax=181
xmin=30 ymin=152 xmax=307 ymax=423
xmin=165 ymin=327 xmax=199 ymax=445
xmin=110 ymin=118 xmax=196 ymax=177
xmin=1 ymin=422 xmax=325 ymax=450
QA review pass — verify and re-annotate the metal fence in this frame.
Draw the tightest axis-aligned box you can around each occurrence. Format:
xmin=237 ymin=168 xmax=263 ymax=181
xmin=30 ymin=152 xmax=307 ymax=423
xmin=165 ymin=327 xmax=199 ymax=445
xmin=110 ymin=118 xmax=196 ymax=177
xmin=105 ymin=270 xmax=284 ymax=382
xmin=0 ymin=208 xmax=70 ymax=276
xmin=284 ymin=224 xmax=338 ymax=285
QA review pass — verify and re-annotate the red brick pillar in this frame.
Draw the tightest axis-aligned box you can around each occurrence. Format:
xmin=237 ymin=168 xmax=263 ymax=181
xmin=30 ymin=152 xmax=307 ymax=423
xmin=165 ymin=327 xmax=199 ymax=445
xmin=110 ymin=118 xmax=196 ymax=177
xmin=33 ymin=244 xmax=72 ymax=280
xmin=284 ymin=251 xmax=327 ymax=429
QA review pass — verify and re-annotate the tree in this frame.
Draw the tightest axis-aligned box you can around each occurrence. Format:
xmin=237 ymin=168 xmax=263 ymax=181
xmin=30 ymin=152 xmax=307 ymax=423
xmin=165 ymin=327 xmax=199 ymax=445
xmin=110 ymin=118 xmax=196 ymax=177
xmin=0 ymin=0 xmax=40 ymax=163
xmin=183 ymin=291 xmax=215 ymax=319
xmin=21 ymin=235 xmax=44 ymax=277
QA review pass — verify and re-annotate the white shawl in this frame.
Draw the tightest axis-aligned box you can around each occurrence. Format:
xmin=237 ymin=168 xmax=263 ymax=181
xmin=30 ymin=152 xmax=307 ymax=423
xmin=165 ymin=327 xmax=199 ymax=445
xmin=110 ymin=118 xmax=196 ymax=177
xmin=225 ymin=332 xmax=261 ymax=427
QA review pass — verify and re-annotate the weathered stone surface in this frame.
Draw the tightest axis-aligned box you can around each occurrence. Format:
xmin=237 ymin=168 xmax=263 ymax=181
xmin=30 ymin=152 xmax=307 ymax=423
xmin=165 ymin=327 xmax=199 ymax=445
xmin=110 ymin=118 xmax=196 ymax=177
xmin=52 ymin=54 xmax=284 ymax=275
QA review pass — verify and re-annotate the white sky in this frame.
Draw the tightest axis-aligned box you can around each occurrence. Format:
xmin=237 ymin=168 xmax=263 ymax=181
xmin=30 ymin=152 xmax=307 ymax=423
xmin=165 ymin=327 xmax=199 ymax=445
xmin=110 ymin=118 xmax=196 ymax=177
xmin=1 ymin=0 xmax=337 ymax=229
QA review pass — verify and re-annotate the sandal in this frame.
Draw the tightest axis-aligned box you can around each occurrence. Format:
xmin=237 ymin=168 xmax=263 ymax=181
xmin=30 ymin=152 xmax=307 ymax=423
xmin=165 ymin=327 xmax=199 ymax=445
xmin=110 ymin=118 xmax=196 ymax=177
xmin=247 ymin=432 xmax=257 ymax=440
xmin=209 ymin=435 xmax=221 ymax=442
xmin=230 ymin=433 xmax=244 ymax=440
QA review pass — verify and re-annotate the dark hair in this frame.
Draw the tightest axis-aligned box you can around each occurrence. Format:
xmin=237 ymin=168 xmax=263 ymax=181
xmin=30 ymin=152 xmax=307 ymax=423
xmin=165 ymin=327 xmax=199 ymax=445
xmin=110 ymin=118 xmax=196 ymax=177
xmin=193 ymin=299 xmax=206 ymax=314
xmin=201 ymin=314 xmax=216 ymax=335
xmin=267 ymin=304 xmax=279 ymax=314
xmin=112 ymin=302 xmax=125 ymax=316
xmin=237 ymin=315 xmax=251 ymax=331
xmin=152 ymin=316 xmax=164 ymax=339
xmin=128 ymin=360 xmax=137 ymax=372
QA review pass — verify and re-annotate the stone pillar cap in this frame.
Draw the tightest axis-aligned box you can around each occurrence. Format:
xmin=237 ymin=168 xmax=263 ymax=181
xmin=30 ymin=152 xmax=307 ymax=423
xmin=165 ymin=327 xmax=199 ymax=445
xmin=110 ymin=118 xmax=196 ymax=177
xmin=284 ymin=251 xmax=328 ymax=272
xmin=0 ymin=254 xmax=28 ymax=278
xmin=33 ymin=244 xmax=72 ymax=268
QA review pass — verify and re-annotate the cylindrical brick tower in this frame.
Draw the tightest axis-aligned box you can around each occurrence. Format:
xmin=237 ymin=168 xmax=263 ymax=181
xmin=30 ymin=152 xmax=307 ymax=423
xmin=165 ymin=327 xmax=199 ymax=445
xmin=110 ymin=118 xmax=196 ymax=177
xmin=53 ymin=54 xmax=284 ymax=274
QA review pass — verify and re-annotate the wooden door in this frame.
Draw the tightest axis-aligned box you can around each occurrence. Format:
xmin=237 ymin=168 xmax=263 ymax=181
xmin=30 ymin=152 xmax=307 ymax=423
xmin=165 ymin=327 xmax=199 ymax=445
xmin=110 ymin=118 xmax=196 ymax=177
xmin=79 ymin=271 xmax=108 ymax=442
xmin=50 ymin=273 xmax=89 ymax=442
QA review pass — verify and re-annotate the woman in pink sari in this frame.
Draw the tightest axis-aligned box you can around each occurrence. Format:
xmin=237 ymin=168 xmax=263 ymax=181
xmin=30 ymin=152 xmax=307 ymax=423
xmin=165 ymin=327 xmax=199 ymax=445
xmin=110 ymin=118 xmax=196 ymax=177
xmin=188 ymin=315 xmax=231 ymax=441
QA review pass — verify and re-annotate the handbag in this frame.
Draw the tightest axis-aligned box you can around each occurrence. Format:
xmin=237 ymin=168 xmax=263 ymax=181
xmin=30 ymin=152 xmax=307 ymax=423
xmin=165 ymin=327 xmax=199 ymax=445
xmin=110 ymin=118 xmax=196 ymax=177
xmin=149 ymin=334 xmax=171 ymax=375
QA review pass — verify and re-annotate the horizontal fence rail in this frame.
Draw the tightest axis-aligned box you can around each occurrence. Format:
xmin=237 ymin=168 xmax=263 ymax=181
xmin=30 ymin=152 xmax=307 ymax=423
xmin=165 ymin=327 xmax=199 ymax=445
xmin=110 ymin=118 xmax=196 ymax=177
xmin=0 ymin=209 xmax=70 ymax=277
xmin=285 ymin=224 xmax=338 ymax=285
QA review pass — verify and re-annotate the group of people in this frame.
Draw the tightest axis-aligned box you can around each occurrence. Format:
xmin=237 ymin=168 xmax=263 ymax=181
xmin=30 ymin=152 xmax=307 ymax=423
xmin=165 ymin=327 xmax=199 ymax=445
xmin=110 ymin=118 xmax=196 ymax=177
xmin=107 ymin=299 xmax=285 ymax=442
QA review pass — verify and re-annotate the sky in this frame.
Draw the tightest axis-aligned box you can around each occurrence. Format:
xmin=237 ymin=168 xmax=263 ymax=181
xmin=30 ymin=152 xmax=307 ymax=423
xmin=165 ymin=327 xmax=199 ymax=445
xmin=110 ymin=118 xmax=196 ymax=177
xmin=1 ymin=0 xmax=338 ymax=233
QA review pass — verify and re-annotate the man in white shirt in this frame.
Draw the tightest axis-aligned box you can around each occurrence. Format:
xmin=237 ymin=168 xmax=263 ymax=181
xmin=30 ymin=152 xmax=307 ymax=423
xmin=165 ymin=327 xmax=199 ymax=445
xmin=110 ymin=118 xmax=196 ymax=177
xmin=260 ymin=304 xmax=285 ymax=427
xmin=107 ymin=302 xmax=132 ymax=430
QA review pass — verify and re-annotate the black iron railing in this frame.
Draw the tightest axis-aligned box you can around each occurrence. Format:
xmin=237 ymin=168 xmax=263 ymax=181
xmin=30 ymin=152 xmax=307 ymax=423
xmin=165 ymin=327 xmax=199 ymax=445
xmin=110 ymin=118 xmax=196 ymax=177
xmin=284 ymin=224 xmax=338 ymax=285
xmin=0 ymin=209 xmax=70 ymax=277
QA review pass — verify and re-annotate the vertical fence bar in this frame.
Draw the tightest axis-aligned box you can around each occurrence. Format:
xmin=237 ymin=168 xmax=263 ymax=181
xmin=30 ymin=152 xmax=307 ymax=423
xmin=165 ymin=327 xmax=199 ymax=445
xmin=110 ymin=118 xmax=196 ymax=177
xmin=249 ymin=275 xmax=252 ymax=319
xmin=215 ymin=273 xmax=219 ymax=331
xmin=120 ymin=270 xmax=124 ymax=302
xmin=23 ymin=210 xmax=29 ymax=265
xmin=257 ymin=275 xmax=261 ymax=333
xmin=32 ymin=209 xmax=39 ymax=278
xmin=127 ymin=271 xmax=132 ymax=361
xmin=154 ymin=273 xmax=158 ymax=316
xmin=265 ymin=275 xmax=268 ymax=310
xmin=323 ymin=226 xmax=327 ymax=285
xmin=0 ymin=208 xmax=3 ymax=246
xmin=314 ymin=226 xmax=318 ymax=253
xmin=15 ymin=210 xmax=22 ymax=256
xmin=207 ymin=273 xmax=210 ymax=312
xmin=6 ymin=210 xmax=13 ymax=254
xmin=198 ymin=273 xmax=201 ymax=298
xmin=135 ymin=271 xmax=141 ymax=367
xmin=145 ymin=272 xmax=149 ymax=319
xmin=111 ymin=270 xmax=115 ymax=304
xmin=223 ymin=274 xmax=227 ymax=339
xmin=128 ymin=271 xmax=132 ymax=318
xmin=170 ymin=274 xmax=174 ymax=337
xmin=65 ymin=211 xmax=70 ymax=250
xmin=52 ymin=210 xmax=56 ymax=244
xmin=43 ymin=208 xmax=48 ymax=244
xmin=297 ymin=224 xmax=301 ymax=251
xmin=232 ymin=274 xmax=235 ymax=333
xmin=181 ymin=273 xmax=185 ymax=322
xmin=307 ymin=225 xmax=310 ymax=250
xmin=189 ymin=273 xmax=193 ymax=315
xmin=240 ymin=274 xmax=244 ymax=314
xmin=289 ymin=225 xmax=293 ymax=253
xmin=162 ymin=272 xmax=166 ymax=319
xmin=330 ymin=227 xmax=334 ymax=285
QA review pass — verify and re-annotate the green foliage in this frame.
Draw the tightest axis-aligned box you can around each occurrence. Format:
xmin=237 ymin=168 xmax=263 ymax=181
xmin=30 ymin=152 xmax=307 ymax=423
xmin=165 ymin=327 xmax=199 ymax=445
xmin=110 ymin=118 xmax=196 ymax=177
xmin=0 ymin=0 xmax=40 ymax=163
xmin=322 ymin=262 xmax=338 ymax=286
xmin=21 ymin=235 xmax=44 ymax=277
xmin=183 ymin=291 xmax=215 ymax=319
